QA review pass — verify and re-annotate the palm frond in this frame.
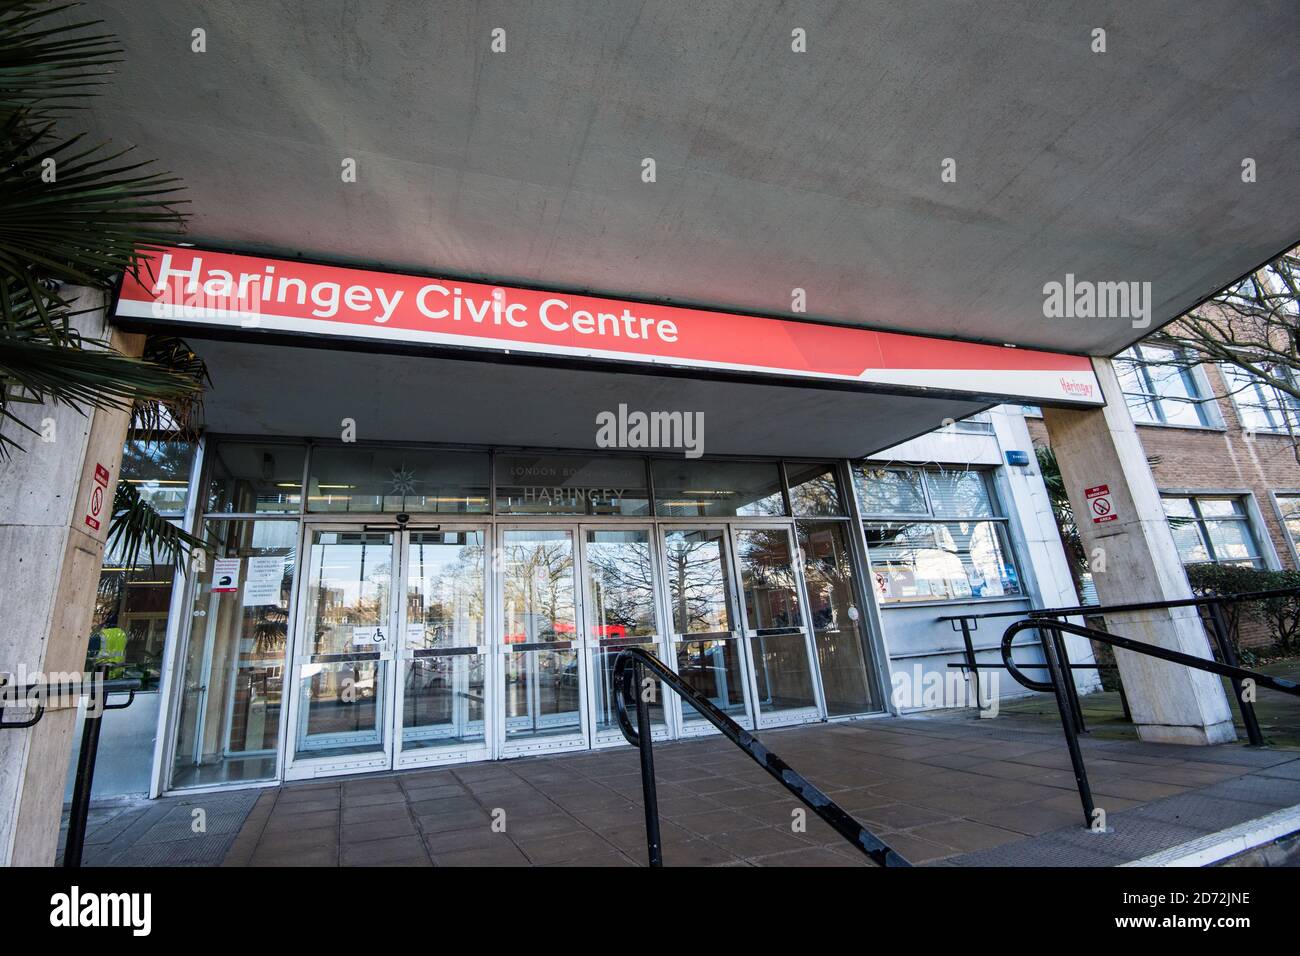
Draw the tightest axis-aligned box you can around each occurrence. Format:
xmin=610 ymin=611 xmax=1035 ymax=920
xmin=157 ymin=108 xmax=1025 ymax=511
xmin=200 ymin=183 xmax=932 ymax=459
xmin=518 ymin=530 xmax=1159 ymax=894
xmin=0 ymin=2 xmax=121 ymax=124
xmin=0 ymin=307 xmax=204 ymax=455
xmin=107 ymin=479 xmax=208 ymax=570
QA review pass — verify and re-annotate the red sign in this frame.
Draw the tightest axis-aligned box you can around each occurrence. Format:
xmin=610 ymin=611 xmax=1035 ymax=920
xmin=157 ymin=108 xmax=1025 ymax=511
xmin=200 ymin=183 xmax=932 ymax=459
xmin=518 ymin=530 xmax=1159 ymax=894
xmin=83 ymin=461 xmax=111 ymax=532
xmin=114 ymin=246 xmax=1103 ymax=404
xmin=1085 ymin=483 xmax=1117 ymax=524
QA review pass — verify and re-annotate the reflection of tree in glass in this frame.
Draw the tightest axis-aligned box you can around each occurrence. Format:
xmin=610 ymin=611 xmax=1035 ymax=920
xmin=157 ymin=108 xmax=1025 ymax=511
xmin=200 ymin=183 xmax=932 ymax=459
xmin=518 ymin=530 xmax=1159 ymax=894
xmin=586 ymin=539 xmax=656 ymax=636
xmin=800 ymin=526 xmax=850 ymax=630
xmin=415 ymin=537 xmax=485 ymax=646
xmin=504 ymin=538 xmax=574 ymax=639
xmin=735 ymin=529 xmax=799 ymax=629
xmin=664 ymin=532 xmax=730 ymax=633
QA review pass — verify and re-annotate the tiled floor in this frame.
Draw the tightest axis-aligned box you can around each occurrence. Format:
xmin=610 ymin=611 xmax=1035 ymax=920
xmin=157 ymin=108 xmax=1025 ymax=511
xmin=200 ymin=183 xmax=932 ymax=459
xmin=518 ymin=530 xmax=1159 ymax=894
xmin=71 ymin=712 xmax=1300 ymax=867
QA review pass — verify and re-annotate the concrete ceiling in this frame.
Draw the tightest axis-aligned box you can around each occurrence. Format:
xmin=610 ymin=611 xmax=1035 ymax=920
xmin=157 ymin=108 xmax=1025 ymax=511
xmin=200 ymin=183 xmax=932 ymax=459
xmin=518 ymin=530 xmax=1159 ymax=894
xmin=78 ymin=1 xmax=1299 ymax=358
xmin=192 ymin=339 xmax=990 ymax=458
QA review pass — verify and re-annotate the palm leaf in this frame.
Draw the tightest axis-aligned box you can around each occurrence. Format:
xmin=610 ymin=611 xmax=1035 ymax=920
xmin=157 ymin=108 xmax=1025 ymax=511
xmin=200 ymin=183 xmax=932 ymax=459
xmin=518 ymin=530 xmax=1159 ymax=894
xmin=0 ymin=2 xmax=120 ymax=124
xmin=107 ymin=479 xmax=208 ymax=570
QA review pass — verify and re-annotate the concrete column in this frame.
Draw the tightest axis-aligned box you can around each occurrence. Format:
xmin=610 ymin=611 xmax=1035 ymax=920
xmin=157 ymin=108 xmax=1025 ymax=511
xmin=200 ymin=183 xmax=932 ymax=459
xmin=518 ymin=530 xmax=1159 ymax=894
xmin=0 ymin=289 xmax=140 ymax=865
xmin=1042 ymin=358 xmax=1235 ymax=745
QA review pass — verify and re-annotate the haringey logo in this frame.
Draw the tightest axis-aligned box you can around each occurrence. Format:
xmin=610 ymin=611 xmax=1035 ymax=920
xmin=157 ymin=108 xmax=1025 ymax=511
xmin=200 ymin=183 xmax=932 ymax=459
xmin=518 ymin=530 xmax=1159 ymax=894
xmin=50 ymin=886 xmax=151 ymax=936
xmin=1059 ymin=377 xmax=1095 ymax=398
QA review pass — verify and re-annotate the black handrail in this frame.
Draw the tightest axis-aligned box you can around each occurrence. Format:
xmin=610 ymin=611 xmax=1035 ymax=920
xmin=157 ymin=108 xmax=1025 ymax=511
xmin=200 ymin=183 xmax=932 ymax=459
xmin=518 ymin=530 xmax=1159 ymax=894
xmin=999 ymin=610 xmax=1300 ymax=830
xmin=612 ymin=647 xmax=910 ymax=867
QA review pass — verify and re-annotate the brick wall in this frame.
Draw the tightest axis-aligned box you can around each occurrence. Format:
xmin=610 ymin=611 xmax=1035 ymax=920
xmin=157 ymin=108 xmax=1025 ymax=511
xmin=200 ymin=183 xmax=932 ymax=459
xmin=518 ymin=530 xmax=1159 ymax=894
xmin=1027 ymin=360 xmax=1300 ymax=649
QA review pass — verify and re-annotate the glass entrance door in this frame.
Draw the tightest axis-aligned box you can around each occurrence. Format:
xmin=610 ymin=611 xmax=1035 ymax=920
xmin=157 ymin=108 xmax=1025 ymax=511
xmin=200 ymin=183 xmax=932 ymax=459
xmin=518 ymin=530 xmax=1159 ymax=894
xmin=661 ymin=527 xmax=753 ymax=731
xmin=659 ymin=523 xmax=823 ymax=734
xmin=581 ymin=526 xmax=670 ymax=744
xmin=288 ymin=528 xmax=396 ymax=777
xmin=730 ymin=525 xmax=822 ymax=727
xmin=394 ymin=529 xmax=490 ymax=767
xmin=497 ymin=526 xmax=586 ymax=754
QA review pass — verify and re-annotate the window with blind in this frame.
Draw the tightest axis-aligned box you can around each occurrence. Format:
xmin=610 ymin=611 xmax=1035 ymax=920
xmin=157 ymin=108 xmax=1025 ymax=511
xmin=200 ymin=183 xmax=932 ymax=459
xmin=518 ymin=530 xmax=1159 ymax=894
xmin=1115 ymin=345 xmax=1214 ymax=427
xmin=1219 ymin=364 xmax=1300 ymax=434
xmin=853 ymin=465 xmax=1022 ymax=604
xmin=1162 ymin=495 xmax=1264 ymax=568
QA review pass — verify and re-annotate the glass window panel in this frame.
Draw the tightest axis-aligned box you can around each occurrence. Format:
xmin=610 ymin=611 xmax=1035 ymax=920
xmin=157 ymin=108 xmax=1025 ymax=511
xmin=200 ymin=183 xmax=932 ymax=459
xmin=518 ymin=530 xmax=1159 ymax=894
xmin=170 ymin=519 xmax=296 ymax=788
xmin=592 ymin=643 xmax=666 ymax=734
xmin=1123 ymin=393 xmax=1162 ymax=425
xmin=652 ymin=459 xmax=785 ymax=517
xmin=503 ymin=647 xmax=582 ymax=739
xmin=302 ymin=532 xmax=394 ymax=657
xmin=501 ymin=529 xmax=576 ymax=643
xmin=926 ymin=469 xmax=995 ymax=517
xmin=1277 ymin=495 xmax=1300 ymax=550
xmin=1203 ymin=519 xmax=1259 ymax=563
xmin=662 ymin=529 xmax=732 ymax=634
xmin=120 ymin=440 xmax=194 ymax=514
xmin=583 ymin=529 xmax=659 ymax=639
xmin=798 ymin=521 xmax=878 ymax=715
xmin=87 ymin=552 xmax=176 ymax=692
xmin=864 ymin=520 xmax=1021 ymax=604
xmin=749 ymin=632 xmax=818 ymax=715
xmin=496 ymin=453 xmax=648 ymax=515
xmin=733 ymin=528 xmax=802 ymax=633
xmin=404 ymin=531 xmax=485 ymax=649
xmin=1196 ymin=498 xmax=1244 ymax=517
xmin=206 ymin=442 xmax=305 ymax=514
xmin=786 ymin=462 xmax=844 ymax=516
xmin=307 ymin=446 xmax=488 ymax=513
xmin=401 ymin=655 xmax=485 ymax=750
xmin=295 ymin=529 xmax=393 ymax=760
xmin=1167 ymin=518 xmax=1211 ymax=564
xmin=1161 ymin=497 xmax=1196 ymax=519
xmin=853 ymin=465 xmax=928 ymax=515
xmin=675 ymin=638 xmax=747 ymax=721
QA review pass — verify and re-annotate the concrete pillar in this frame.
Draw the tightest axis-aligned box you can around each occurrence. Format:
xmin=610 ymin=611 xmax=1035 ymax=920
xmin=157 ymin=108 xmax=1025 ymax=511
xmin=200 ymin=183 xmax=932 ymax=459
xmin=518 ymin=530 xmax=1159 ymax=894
xmin=1042 ymin=358 xmax=1235 ymax=745
xmin=0 ymin=289 xmax=140 ymax=865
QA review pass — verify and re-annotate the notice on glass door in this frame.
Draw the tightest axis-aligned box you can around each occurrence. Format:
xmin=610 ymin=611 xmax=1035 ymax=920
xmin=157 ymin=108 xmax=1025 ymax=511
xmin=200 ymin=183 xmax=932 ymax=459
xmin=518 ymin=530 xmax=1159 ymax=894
xmin=211 ymin=558 xmax=240 ymax=593
xmin=242 ymin=556 xmax=284 ymax=606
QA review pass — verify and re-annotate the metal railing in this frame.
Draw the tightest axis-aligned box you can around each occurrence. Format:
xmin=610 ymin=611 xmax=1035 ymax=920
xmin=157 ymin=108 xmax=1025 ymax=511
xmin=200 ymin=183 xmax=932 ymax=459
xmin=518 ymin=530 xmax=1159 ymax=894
xmin=612 ymin=647 xmax=910 ymax=867
xmin=997 ymin=589 xmax=1300 ymax=829
xmin=0 ymin=667 xmax=139 ymax=867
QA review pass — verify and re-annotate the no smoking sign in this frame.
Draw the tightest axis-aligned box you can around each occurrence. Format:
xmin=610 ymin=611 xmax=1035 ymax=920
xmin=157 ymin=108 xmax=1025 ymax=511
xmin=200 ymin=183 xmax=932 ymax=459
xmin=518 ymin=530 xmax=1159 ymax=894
xmin=1085 ymin=483 xmax=1118 ymax=524
xmin=83 ymin=462 xmax=111 ymax=532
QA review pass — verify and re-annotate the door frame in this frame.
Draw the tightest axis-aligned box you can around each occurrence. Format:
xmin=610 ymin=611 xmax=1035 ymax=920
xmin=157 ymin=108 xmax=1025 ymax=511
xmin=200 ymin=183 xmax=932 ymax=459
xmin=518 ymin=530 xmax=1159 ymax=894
xmin=283 ymin=520 xmax=401 ymax=780
xmin=393 ymin=521 xmax=494 ymax=769
xmin=494 ymin=521 xmax=591 ymax=758
xmin=654 ymin=517 xmax=826 ymax=736
xmin=577 ymin=522 xmax=678 ymax=749
xmin=727 ymin=521 xmax=826 ymax=729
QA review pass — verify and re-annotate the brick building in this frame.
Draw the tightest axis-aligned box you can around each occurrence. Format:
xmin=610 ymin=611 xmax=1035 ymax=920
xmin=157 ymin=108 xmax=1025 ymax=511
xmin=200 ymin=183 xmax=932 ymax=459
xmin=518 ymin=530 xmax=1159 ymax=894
xmin=1027 ymin=323 xmax=1300 ymax=646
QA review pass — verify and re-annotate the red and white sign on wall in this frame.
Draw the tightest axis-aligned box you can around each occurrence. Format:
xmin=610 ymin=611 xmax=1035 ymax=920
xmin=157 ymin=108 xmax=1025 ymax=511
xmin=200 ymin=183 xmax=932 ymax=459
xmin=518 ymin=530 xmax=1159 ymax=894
xmin=1085 ymin=483 xmax=1118 ymax=524
xmin=115 ymin=246 xmax=1105 ymax=405
xmin=83 ymin=462 xmax=111 ymax=532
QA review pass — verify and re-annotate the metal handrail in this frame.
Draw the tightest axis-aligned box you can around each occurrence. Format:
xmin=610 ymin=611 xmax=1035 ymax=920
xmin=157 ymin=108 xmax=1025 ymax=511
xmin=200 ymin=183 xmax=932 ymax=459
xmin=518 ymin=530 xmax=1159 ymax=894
xmin=937 ymin=585 xmax=1300 ymax=625
xmin=612 ymin=647 xmax=909 ymax=867
xmin=999 ymin=605 xmax=1300 ymax=830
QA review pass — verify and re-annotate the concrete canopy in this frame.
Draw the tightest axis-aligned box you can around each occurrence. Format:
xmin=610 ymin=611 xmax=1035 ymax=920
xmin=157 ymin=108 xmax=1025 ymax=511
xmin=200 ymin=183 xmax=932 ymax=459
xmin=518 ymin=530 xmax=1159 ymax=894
xmin=191 ymin=338 xmax=990 ymax=459
xmin=80 ymin=1 xmax=1298 ymax=359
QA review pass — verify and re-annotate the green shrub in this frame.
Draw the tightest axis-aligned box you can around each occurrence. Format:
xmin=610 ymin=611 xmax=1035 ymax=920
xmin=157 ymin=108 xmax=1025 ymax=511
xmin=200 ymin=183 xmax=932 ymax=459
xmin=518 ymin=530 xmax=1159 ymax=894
xmin=1185 ymin=563 xmax=1300 ymax=655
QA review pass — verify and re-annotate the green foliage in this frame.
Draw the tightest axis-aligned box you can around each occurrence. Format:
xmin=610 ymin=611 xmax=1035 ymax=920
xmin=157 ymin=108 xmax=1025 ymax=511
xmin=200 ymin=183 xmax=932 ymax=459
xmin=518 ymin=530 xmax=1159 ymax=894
xmin=1185 ymin=562 xmax=1300 ymax=654
xmin=0 ymin=1 xmax=208 ymax=566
